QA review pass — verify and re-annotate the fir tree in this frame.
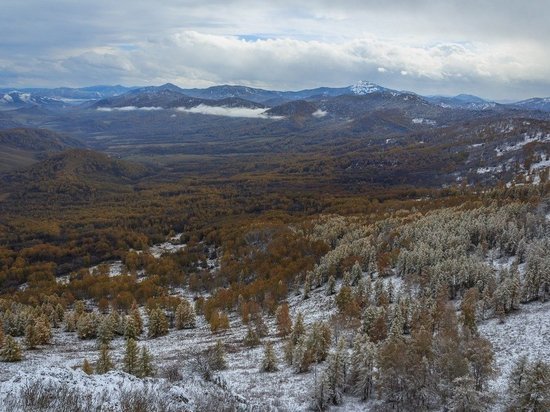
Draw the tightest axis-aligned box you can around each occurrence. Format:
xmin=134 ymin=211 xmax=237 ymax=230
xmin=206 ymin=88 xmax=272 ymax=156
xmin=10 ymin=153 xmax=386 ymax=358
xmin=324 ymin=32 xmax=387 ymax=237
xmin=175 ymin=300 xmax=196 ymax=329
xmin=290 ymin=312 xmax=305 ymax=345
xmin=148 ymin=308 xmax=169 ymax=338
xmin=209 ymin=339 xmax=227 ymax=370
xmin=97 ymin=316 xmax=114 ymax=345
xmin=261 ymin=341 xmax=278 ymax=372
xmin=130 ymin=302 xmax=143 ymax=335
xmin=25 ymin=320 xmax=39 ymax=349
xmin=323 ymin=338 xmax=348 ymax=406
xmin=123 ymin=338 xmax=140 ymax=376
xmin=349 ymin=333 xmax=377 ymax=400
xmin=124 ymin=315 xmax=139 ymax=340
xmin=96 ymin=343 xmax=114 ymax=374
xmin=244 ymin=325 xmax=260 ymax=347
xmin=139 ymin=346 xmax=154 ymax=377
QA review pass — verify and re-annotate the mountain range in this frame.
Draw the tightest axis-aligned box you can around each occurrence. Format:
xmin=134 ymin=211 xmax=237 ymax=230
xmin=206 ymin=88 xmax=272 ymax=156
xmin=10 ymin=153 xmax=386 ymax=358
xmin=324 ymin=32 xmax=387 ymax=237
xmin=1 ymin=81 xmax=549 ymax=112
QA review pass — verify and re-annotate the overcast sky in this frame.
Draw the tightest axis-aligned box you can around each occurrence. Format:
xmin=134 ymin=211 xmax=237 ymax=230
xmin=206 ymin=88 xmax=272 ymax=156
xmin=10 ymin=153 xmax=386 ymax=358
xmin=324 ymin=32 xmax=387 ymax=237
xmin=0 ymin=0 xmax=548 ymax=100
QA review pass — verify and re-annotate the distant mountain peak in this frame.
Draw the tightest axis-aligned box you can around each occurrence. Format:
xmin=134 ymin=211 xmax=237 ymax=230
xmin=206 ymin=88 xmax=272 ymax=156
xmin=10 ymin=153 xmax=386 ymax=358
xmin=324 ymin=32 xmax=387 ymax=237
xmin=349 ymin=81 xmax=386 ymax=95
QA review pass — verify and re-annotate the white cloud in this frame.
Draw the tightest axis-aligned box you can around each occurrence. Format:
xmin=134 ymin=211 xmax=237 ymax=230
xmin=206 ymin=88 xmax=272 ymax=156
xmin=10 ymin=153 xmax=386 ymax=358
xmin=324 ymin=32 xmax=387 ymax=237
xmin=97 ymin=106 xmax=163 ymax=112
xmin=312 ymin=109 xmax=328 ymax=118
xmin=175 ymin=105 xmax=281 ymax=119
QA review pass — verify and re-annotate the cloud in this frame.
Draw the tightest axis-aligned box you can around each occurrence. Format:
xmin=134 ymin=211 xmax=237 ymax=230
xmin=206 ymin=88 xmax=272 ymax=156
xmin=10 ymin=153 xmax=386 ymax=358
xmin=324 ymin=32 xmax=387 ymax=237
xmin=312 ymin=109 xmax=328 ymax=118
xmin=1 ymin=1 xmax=550 ymax=99
xmin=97 ymin=106 xmax=163 ymax=112
xmin=177 ymin=105 xmax=281 ymax=119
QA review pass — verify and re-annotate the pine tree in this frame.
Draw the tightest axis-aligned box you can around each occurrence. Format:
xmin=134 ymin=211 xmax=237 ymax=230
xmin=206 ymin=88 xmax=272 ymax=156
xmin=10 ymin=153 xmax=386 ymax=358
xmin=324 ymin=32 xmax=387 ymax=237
xmin=252 ymin=312 xmax=268 ymax=337
xmin=124 ymin=315 xmax=139 ymax=340
xmin=97 ymin=316 xmax=114 ymax=345
xmin=0 ymin=326 xmax=4 ymax=348
xmin=323 ymin=338 xmax=348 ymax=406
xmin=292 ymin=337 xmax=312 ymax=373
xmin=244 ymin=325 xmax=260 ymax=347
xmin=130 ymin=302 xmax=143 ymax=335
xmin=303 ymin=273 xmax=312 ymax=300
xmin=35 ymin=316 xmax=52 ymax=345
xmin=25 ymin=320 xmax=39 ymax=349
xmin=349 ymin=333 xmax=377 ymax=400
xmin=175 ymin=300 xmax=196 ymax=329
xmin=148 ymin=308 xmax=169 ymax=338
xmin=307 ymin=321 xmax=331 ymax=363
xmin=96 ymin=343 xmax=114 ymax=374
xmin=290 ymin=312 xmax=305 ymax=345
xmin=209 ymin=339 xmax=227 ymax=370
xmin=351 ymin=261 xmax=362 ymax=286
xmin=261 ymin=341 xmax=278 ymax=372
xmin=275 ymin=303 xmax=292 ymax=337
xmin=64 ymin=311 xmax=77 ymax=332
xmin=1 ymin=335 xmax=22 ymax=362
xmin=139 ymin=346 xmax=154 ymax=377
xmin=82 ymin=358 xmax=93 ymax=375
xmin=123 ymin=338 xmax=140 ymax=375
xmin=77 ymin=312 xmax=98 ymax=340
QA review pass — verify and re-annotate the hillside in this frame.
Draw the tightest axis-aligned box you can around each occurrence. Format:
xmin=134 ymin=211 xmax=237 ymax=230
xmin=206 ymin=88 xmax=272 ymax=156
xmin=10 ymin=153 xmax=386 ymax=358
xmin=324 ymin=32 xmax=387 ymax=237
xmin=0 ymin=128 xmax=84 ymax=172
xmin=1 ymin=149 xmax=151 ymax=201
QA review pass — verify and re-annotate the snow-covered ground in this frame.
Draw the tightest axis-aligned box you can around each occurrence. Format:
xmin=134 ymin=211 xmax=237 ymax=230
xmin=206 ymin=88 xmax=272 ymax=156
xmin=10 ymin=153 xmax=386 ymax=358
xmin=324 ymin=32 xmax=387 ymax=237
xmin=479 ymin=300 xmax=550 ymax=410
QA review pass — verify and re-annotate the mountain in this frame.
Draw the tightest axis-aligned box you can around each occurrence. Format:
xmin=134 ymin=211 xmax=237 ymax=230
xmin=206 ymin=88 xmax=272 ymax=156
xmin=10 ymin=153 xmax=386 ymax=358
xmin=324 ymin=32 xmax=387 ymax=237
xmin=512 ymin=97 xmax=550 ymax=112
xmin=0 ymin=91 xmax=64 ymax=109
xmin=425 ymin=94 xmax=499 ymax=110
xmin=0 ymin=128 xmax=84 ymax=172
xmin=0 ymin=85 xmax=134 ymax=104
xmin=1 ymin=149 xmax=151 ymax=200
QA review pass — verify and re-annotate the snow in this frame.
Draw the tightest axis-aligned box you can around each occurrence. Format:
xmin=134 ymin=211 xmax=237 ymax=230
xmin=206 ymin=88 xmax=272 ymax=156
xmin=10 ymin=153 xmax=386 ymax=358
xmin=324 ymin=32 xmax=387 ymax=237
xmin=350 ymin=81 xmax=384 ymax=95
xmin=495 ymin=132 xmax=550 ymax=156
xmin=477 ymin=165 xmax=503 ymax=175
xmin=1 ymin=94 xmax=13 ymax=103
xmin=479 ymin=300 xmax=550 ymax=409
xmin=412 ymin=117 xmax=437 ymax=126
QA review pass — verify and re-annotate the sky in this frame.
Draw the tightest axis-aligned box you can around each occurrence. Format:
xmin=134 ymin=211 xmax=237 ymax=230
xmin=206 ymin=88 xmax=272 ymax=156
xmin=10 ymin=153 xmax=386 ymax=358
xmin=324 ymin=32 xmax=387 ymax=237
xmin=0 ymin=0 xmax=548 ymax=100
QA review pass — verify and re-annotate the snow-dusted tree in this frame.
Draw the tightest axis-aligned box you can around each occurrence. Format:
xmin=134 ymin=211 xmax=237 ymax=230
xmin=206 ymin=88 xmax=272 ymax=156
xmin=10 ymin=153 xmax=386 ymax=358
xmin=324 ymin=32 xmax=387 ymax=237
xmin=349 ymin=333 xmax=377 ymax=400
xmin=460 ymin=288 xmax=479 ymax=334
xmin=148 ymin=308 xmax=169 ymax=338
xmin=124 ymin=315 xmax=139 ymax=340
xmin=507 ymin=356 xmax=550 ymax=411
xmin=175 ymin=299 xmax=196 ymax=329
xmin=252 ymin=312 xmax=268 ymax=337
xmin=326 ymin=275 xmax=336 ymax=296
xmin=97 ymin=316 xmax=114 ymax=345
xmin=24 ymin=320 xmax=39 ymax=349
xmin=290 ymin=312 xmax=305 ymax=345
xmin=209 ymin=339 xmax=227 ymax=371
xmin=448 ymin=376 xmax=491 ymax=412
xmin=130 ymin=302 xmax=143 ymax=335
xmin=303 ymin=273 xmax=312 ymax=300
xmin=108 ymin=310 xmax=124 ymax=336
xmin=123 ymin=338 xmax=140 ymax=376
xmin=96 ymin=343 xmax=114 ymax=374
xmin=292 ymin=337 xmax=312 ymax=373
xmin=323 ymin=338 xmax=348 ymax=406
xmin=350 ymin=261 xmax=362 ymax=286
xmin=64 ymin=310 xmax=77 ymax=332
xmin=244 ymin=325 xmax=260 ymax=347
xmin=82 ymin=358 xmax=93 ymax=375
xmin=1 ymin=335 xmax=22 ymax=362
xmin=307 ymin=321 xmax=331 ymax=363
xmin=35 ymin=315 xmax=52 ymax=345
xmin=76 ymin=312 xmax=98 ymax=340
xmin=261 ymin=341 xmax=278 ymax=372
xmin=464 ymin=335 xmax=495 ymax=391
xmin=275 ymin=303 xmax=292 ymax=337
xmin=139 ymin=346 xmax=154 ymax=377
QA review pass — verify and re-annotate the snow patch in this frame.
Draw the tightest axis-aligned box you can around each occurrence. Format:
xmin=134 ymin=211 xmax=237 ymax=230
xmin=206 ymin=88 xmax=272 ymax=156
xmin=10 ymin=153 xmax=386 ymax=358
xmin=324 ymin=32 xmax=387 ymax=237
xmin=176 ymin=105 xmax=282 ymax=119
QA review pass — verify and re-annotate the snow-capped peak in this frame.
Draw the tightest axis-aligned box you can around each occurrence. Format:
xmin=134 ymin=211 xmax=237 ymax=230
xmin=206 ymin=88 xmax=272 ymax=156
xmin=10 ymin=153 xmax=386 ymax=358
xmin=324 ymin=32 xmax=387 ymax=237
xmin=350 ymin=80 xmax=384 ymax=95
